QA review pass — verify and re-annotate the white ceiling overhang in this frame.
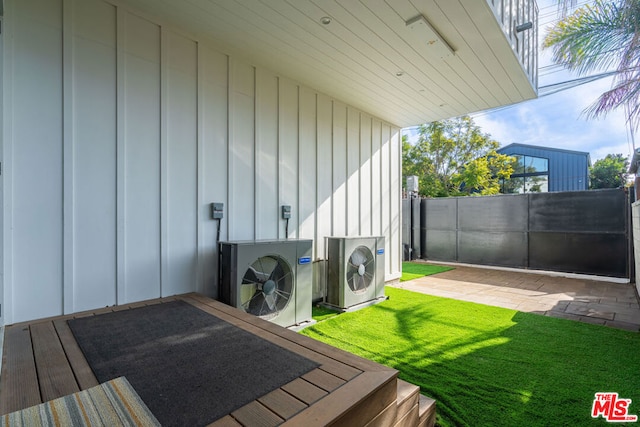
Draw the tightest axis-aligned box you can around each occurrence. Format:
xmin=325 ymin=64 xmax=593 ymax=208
xmin=115 ymin=0 xmax=538 ymax=128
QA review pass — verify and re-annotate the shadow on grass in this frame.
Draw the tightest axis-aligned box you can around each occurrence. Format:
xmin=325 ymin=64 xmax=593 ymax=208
xmin=301 ymin=289 xmax=640 ymax=427
xmin=401 ymin=262 xmax=454 ymax=282
xmin=311 ymin=305 xmax=341 ymax=322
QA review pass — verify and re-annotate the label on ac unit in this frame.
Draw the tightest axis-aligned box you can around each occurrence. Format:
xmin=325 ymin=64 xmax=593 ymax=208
xmin=298 ymin=256 xmax=311 ymax=265
xmin=376 ymin=248 xmax=384 ymax=255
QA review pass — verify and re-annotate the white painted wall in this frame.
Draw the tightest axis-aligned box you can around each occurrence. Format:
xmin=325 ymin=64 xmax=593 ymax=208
xmin=1 ymin=0 xmax=402 ymax=324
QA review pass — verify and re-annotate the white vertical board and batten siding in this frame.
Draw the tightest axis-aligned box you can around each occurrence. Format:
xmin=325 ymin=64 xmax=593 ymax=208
xmin=255 ymin=68 xmax=279 ymax=241
xmin=346 ymin=109 xmax=360 ymax=237
xmin=228 ymin=58 xmax=255 ymax=241
xmin=200 ymin=46 xmax=229 ymax=295
xmin=360 ymin=115 xmax=373 ymax=238
xmin=8 ymin=0 xmax=64 ymax=322
xmin=279 ymin=79 xmax=299 ymax=240
xmin=332 ymin=102 xmax=348 ymax=238
xmin=315 ymin=95 xmax=333 ymax=260
xmin=71 ymin=0 xmax=118 ymax=311
xmin=165 ymin=31 xmax=198 ymax=296
xmin=389 ymin=128 xmax=402 ymax=278
xmin=2 ymin=0 xmax=402 ymax=324
xmin=381 ymin=124 xmax=392 ymax=277
xmin=371 ymin=120 xmax=383 ymax=240
xmin=298 ymin=87 xmax=317 ymax=242
xmin=121 ymin=12 xmax=162 ymax=303
xmin=62 ymin=0 xmax=74 ymax=316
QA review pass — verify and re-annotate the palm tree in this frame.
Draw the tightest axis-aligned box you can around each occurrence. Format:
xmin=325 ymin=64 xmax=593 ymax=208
xmin=543 ymin=0 xmax=640 ymax=127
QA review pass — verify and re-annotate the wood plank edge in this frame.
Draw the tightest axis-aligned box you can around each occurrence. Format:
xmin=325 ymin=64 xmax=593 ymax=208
xmin=52 ymin=319 xmax=98 ymax=390
xmin=280 ymin=370 xmax=398 ymax=427
xmin=181 ymin=294 xmax=394 ymax=373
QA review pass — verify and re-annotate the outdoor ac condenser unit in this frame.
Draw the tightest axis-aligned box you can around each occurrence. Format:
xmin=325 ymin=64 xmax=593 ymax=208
xmin=325 ymin=236 xmax=386 ymax=310
xmin=219 ymin=239 xmax=313 ymax=328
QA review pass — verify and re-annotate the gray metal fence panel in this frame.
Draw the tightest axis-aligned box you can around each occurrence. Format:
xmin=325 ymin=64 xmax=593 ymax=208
xmin=405 ymin=188 xmax=630 ymax=278
xmin=458 ymin=194 xmax=528 ymax=232
xmin=425 ymin=230 xmax=457 ymax=261
xmin=529 ymin=232 xmax=627 ymax=277
xmin=529 ymin=190 xmax=626 ymax=233
xmin=458 ymin=231 xmax=528 ymax=267
xmin=424 ymin=198 xmax=457 ymax=230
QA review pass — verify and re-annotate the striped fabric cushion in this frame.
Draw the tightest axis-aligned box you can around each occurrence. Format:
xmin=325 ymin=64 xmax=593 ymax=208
xmin=1 ymin=377 xmax=160 ymax=427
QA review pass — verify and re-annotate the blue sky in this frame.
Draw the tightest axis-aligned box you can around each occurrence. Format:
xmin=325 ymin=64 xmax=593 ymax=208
xmin=407 ymin=0 xmax=632 ymax=163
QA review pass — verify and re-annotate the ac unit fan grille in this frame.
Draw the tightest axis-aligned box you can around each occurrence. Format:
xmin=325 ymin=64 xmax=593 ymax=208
xmin=347 ymin=245 xmax=375 ymax=294
xmin=240 ymin=255 xmax=293 ymax=320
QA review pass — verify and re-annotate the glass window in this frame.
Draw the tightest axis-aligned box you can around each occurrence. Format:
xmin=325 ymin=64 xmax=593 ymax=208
xmin=501 ymin=176 xmax=525 ymax=194
xmin=500 ymin=154 xmax=549 ymax=194
xmin=524 ymin=156 xmax=548 ymax=174
xmin=525 ymin=175 xmax=548 ymax=192
xmin=510 ymin=155 xmax=524 ymax=175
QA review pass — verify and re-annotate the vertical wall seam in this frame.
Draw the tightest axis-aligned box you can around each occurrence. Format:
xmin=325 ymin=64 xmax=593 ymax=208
xmin=196 ymin=41 xmax=205 ymax=294
xmin=344 ymin=106 xmax=348 ymax=236
xmin=363 ymin=115 xmax=368 ymax=236
xmin=330 ymin=100 xmax=334 ymax=238
xmin=369 ymin=116 xmax=374 ymax=236
xmin=391 ymin=127 xmax=398 ymax=274
xmin=253 ymin=66 xmax=257 ymax=241
xmin=297 ymin=84 xmax=301 ymax=240
xmin=295 ymin=84 xmax=299 ymax=240
xmin=226 ymin=58 xmax=233 ymax=240
xmin=379 ymin=121 xmax=383 ymax=238
xmin=314 ymin=92 xmax=319 ymax=258
xmin=159 ymin=27 xmax=168 ymax=297
xmin=3 ymin=2 xmax=13 ymax=324
xmin=253 ymin=67 xmax=263 ymax=240
xmin=224 ymin=54 xmax=229 ymax=242
xmin=276 ymin=76 xmax=280 ymax=239
xmin=62 ymin=0 xmax=74 ymax=314
xmin=388 ymin=125 xmax=393 ymax=274
xmin=0 ymin=13 xmax=5 ymax=324
xmin=115 ymin=6 xmax=126 ymax=304
xmin=357 ymin=112 xmax=362 ymax=237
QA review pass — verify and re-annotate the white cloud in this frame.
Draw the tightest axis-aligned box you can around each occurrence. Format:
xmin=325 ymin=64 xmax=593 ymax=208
xmin=474 ymin=63 xmax=632 ymax=162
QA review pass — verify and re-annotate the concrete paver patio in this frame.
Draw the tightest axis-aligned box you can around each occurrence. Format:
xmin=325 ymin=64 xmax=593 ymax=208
xmin=392 ymin=263 xmax=640 ymax=332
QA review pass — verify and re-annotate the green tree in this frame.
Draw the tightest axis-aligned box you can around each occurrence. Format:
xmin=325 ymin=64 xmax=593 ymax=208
xmin=402 ymin=116 xmax=514 ymax=197
xmin=590 ymin=153 xmax=629 ymax=188
xmin=544 ymin=0 xmax=640 ymax=127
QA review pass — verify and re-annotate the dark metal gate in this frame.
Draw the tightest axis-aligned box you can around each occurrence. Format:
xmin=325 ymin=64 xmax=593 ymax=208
xmin=403 ymin=188 xmax=631 ymax=278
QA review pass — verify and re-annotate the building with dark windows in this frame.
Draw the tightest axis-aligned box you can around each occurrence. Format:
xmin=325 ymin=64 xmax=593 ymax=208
xmin=497 ymin=143 xmax=591 ymax=193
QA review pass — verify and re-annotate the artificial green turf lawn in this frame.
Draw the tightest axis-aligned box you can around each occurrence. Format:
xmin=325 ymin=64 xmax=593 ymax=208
xmin=300 ymin=287 xmax=640 ymax=427
xmin=401 ymin=262 xmax=453 ymax=282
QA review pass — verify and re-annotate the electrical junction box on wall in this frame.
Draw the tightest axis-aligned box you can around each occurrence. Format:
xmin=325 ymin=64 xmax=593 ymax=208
xmin=281 ymin=205 xmax=291 ymax=219
xmin=211 ymin=202 xmax=224 ymax=219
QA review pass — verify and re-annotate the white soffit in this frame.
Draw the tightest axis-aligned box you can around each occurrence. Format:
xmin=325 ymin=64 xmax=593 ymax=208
xmin=405 ymin=15 xmax=455 ymax=60
xmin=114 ymin=0 xmax=537 ymax=127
